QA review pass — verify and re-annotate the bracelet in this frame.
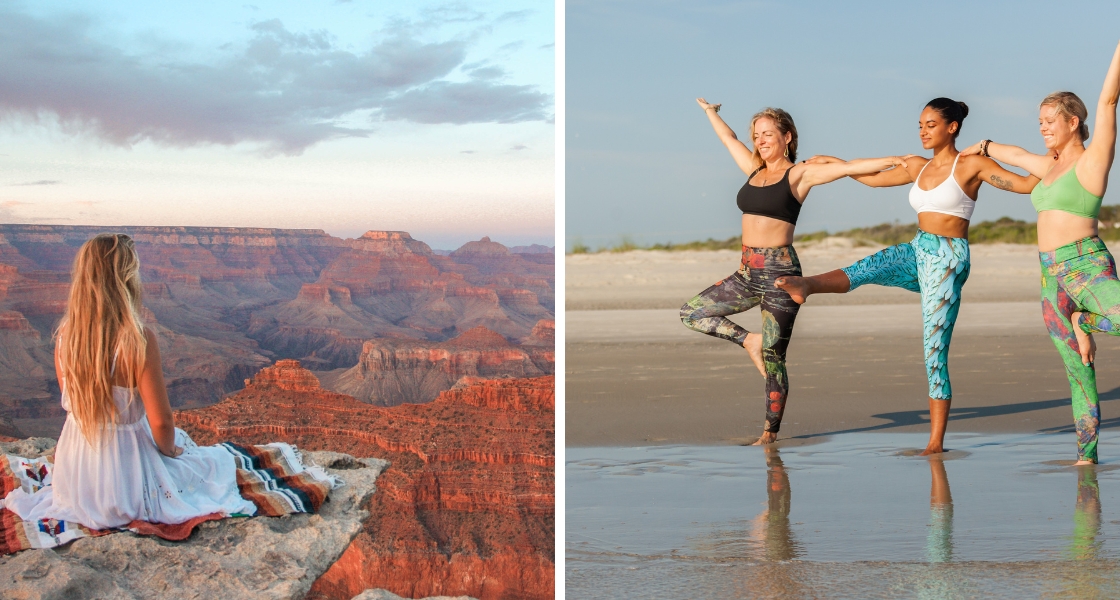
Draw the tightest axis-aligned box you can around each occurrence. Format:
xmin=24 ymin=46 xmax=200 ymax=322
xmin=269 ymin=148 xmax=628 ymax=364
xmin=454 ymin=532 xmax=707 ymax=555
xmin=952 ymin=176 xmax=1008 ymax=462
xmin=981 ymin=139 xmax=992 ymax=157
xmin=706 ymin=105 xmax=720 ymax=113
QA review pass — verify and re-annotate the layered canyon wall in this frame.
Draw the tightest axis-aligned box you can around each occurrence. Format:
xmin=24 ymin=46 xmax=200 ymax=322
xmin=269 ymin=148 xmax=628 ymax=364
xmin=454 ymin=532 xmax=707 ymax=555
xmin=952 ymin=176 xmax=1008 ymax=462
xmin=0 ymin=225 xmax=553 ymax=434
xmin=178 ymin=361 xmax=554 ymax=600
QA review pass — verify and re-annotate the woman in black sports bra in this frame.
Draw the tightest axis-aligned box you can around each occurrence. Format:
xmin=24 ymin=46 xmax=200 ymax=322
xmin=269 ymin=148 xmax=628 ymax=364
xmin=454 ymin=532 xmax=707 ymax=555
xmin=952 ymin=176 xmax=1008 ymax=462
xmin=680 ymin=99 xmax=907 ymax=445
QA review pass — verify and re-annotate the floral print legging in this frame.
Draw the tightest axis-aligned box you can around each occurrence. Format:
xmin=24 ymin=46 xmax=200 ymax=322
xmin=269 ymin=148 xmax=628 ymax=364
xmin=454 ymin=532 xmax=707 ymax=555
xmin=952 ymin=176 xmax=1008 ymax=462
xmin=680 ymin=245 xmax=801 ymax=434
xmin=841 ymin=230 xmax=970 ymax=401
xmin=1040 ymin=236 xmax=1120 ymax=463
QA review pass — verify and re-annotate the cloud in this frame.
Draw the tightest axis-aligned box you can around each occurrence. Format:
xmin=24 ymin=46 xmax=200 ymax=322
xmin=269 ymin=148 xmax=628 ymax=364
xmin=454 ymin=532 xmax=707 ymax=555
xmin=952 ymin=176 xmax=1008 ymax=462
xmin=0 ymin=8 xmax=552 ymax=154
xmin=11 ymin=180 xmax=61 ymax=186
xmin=510 ymin=144 xmax=528 ymax=151
xmin=380 ymin=80 xmax=550 ymax=124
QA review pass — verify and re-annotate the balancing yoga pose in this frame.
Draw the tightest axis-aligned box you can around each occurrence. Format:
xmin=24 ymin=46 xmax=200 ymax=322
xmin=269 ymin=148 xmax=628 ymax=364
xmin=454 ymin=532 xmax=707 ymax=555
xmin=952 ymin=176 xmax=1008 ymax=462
xmin=2 ymin=234 xmax=334 ymax=530
xmin=774 ymin=98 xmax=1039 ymax=455
xmin=680 ymin=99 xmax=914 ymax=445
xmin=959 ymin=40 xmax=1120 ymax=464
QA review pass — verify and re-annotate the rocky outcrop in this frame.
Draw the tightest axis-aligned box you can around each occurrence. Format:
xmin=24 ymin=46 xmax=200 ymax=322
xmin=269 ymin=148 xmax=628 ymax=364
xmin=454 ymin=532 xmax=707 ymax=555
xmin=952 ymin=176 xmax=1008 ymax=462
xmin=0 ymin=225 xmax=553 ymax=432
xmin=176 ymin=363 xmax=554 ymax=600
xmin=325 ymin=327 xmax=553 ymax=406
xmin=0 ymin=437 xmax=390 ymax=600
xmin=351 ymin=591 xmax=476 ymax=600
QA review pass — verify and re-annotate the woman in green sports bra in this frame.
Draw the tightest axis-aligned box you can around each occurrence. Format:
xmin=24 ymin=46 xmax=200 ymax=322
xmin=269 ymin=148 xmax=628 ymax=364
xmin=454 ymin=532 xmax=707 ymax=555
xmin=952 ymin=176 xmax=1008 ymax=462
xmin=961 ymin=39 xmax=1120 ymax=464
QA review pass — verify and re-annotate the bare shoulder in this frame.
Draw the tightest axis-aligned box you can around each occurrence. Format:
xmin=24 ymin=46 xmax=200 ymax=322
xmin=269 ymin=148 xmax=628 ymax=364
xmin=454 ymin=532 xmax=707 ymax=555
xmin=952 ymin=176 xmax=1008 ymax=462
xmin=902 ymin=155 xmax=929 ymax=178
xmin=956 ymin=153 xmax=995 ymax=174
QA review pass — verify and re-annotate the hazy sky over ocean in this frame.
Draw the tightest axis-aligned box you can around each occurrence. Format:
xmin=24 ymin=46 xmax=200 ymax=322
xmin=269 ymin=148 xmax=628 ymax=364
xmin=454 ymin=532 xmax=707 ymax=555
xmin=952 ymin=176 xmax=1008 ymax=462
xmin=0 ymin=0 xmax=554 ymax=250
xmin=567 ymin=0 xmax=1120 ymax=250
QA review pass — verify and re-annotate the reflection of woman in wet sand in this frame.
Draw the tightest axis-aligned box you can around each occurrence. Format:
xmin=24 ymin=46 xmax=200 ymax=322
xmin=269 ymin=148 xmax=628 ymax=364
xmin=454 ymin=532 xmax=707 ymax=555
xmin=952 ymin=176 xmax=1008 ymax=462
xmin=926 ymin=458 xmax=953 ymax=563
xmin=750 ymin=446 xmax=798 ymax=562
xmin=959 ymin=41 xmax=1120 ymax=465
xmin=739 ymin=446 xmax=803 ymax=597
xmin=681 ymin=99 xmax=913 ymax=445
xmin=774 ymin=98 xmax=1038 ymax=455
xmin=1069 ymin=467 xmax=1102 ymax=561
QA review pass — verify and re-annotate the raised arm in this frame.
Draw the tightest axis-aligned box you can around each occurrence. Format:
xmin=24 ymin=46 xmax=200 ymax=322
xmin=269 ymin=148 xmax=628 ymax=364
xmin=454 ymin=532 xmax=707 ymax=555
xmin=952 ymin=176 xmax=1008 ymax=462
xmin=697 ymin=98 xmax=759 ymax=176
xmin=961 ymin=140 xmax=1052 ymax=178
xmin=138 ymin=328 xmax=182 ymax=458
xmin=1081 ymin=39 xmax=1120 ymax=194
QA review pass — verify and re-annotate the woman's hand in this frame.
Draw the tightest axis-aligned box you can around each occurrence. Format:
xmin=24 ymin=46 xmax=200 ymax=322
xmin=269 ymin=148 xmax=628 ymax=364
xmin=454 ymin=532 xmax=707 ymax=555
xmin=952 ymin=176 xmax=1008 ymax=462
xmin=696 ymin=97 xmax=721 ymax=113
xmin=162 ymin=445 xmax=184 ymax=459
xmin=960 ymin=140 xmax=984 ymax=156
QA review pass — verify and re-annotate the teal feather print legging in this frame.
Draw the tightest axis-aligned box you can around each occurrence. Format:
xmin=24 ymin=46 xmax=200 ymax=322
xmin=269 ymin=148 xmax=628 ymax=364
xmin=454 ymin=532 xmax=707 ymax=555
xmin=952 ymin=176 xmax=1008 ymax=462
xmin=1040 ymin=236 xmax=1120 ymax=463
xmin=680 ymin=245 xmax=802 ymax=434
xmin=840 ymin=230 xmax=970 ymax=400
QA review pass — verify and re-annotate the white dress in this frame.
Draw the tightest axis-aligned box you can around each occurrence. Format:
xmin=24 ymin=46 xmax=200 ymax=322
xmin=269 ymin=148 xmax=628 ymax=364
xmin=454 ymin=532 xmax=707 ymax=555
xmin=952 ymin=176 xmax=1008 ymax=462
xmin=3 ymin=380 xmax=256 ymax=530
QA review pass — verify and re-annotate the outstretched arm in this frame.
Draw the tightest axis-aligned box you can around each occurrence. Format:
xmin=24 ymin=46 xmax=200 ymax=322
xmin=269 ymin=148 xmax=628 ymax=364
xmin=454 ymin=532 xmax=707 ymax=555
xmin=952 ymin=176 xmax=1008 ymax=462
xmin=697 ymin=98 xmax=759 ymax=176
xmin=797 ymin=156 xmax=910 ymax=194
xmin=1082 ymin=39 xmax=1120 ymax=192
xmin=138 ymin=328 xmax=182 ymax=458
xmin=975 ymin=156 xmax=1041 ymax=194
xmin=962 ymin=140 xmax=1052 ymax=179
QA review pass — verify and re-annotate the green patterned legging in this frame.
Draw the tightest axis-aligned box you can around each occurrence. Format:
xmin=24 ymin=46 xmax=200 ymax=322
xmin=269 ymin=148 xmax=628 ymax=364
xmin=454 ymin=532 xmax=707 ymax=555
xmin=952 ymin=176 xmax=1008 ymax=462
xmin=680 ymin=245 xmax=801 ymax=434
xmin=1040 ymin=236 xmax=1120 ymax=463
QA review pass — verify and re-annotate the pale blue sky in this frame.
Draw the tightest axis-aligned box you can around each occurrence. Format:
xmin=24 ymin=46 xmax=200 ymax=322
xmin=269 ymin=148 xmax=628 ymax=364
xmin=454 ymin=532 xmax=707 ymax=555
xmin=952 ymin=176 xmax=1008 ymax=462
xmin=0 ymin=0 xmax=554 ymax=249
xmin=567 ymin=0 xmax=1120 ymax=250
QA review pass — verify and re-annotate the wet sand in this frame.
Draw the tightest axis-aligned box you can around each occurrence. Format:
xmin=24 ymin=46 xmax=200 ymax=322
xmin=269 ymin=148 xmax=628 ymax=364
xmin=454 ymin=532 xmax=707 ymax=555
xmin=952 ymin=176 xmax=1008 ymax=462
xmin=566 ymin=243 xmax=1120 ymax=447
xmin=567 ymin=433 xmax=1120 ymax=598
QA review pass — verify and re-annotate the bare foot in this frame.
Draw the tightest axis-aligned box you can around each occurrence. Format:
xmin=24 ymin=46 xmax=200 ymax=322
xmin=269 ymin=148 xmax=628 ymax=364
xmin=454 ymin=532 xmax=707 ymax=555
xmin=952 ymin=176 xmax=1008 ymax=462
xmin=1074 ymin=460 xmax=1097 ymax=466
xmin=775 ymin=276 xmax=809 ymax=304
xmin=743 ymin=332 xmax=766 ymax=377
xmin=919 ymin=444 xmax=944 ymax=456
xmin=751 ymin=431 xmax=777 ymax=445
xmin=1071 ymin=312 xmax=1097 ymax=366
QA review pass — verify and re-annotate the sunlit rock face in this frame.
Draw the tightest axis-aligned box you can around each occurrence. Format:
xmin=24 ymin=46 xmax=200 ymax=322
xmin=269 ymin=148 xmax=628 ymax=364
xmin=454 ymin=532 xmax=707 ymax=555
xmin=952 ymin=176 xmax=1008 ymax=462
xmin=0 ymin=226 xmax=553 ymax=434
xmin=177 ymin=363 xmax=554 ymax=600
xmin=324 ymin=324 xmax=554 ymax=406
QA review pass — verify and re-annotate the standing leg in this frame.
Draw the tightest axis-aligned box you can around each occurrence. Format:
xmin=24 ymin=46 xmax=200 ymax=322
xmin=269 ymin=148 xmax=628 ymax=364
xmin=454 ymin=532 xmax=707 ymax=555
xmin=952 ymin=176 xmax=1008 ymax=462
xmin=1041 ymin=261 xmax=1100 ymax=464
xmin=756 ymin=263 xmax=801 ymax=442
xmin=915 ymin=235 xmax=970 ymax=455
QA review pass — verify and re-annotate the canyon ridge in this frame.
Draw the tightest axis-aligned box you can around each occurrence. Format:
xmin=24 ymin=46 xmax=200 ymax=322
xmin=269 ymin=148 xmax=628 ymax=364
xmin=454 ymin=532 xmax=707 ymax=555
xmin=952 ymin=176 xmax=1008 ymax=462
xmin=0 ymin=225 xmax=554 ymax=438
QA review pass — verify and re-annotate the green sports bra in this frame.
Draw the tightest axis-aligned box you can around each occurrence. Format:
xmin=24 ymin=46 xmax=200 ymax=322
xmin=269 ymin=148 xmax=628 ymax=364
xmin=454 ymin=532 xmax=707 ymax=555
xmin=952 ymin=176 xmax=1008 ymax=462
xmin=1030 ymin=162 xmax=1103 ymax=219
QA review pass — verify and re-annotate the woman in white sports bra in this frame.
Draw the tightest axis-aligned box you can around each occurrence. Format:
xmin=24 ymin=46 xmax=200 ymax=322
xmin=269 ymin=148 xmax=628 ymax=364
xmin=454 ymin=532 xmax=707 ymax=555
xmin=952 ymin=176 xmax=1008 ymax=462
xmin=775 ymin=98 xmax=1038 ymax=455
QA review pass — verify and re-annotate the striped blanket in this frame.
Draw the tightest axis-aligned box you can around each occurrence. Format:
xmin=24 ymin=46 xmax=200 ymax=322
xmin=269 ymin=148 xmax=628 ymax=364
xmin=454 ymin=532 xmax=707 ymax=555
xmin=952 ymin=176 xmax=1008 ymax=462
xmin=0 ymin=442 xmax=336 ymax=555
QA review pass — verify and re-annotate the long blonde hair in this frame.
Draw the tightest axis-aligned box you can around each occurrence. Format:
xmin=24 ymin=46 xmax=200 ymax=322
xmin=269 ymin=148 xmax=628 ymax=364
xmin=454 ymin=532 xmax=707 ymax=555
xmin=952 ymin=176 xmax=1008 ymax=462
xmin=56 ymin=234 xmax=147 ymax=443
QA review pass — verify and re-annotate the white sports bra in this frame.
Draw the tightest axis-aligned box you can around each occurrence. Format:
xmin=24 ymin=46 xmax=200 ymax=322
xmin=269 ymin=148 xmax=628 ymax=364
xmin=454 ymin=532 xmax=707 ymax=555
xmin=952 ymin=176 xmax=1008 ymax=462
xmin=908 ymin=154 xmax=975 ymax=220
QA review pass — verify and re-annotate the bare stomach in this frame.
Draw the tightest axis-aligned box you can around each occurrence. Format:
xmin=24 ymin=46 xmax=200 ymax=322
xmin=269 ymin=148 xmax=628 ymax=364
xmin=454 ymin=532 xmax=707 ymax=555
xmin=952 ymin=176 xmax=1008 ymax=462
xmin=1036 ymin=211 xmax=1099 ymax=252
xmin=916 ymin=213 xmax=970 ymax=239
xmin=741 ymin=214 xmax=796 ymax=248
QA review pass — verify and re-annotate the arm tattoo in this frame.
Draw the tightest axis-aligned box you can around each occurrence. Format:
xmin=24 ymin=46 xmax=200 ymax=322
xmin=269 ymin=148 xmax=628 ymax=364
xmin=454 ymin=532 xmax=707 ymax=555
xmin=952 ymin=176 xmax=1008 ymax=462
xmin=989 ymin=174 xmax=1014 ymax=191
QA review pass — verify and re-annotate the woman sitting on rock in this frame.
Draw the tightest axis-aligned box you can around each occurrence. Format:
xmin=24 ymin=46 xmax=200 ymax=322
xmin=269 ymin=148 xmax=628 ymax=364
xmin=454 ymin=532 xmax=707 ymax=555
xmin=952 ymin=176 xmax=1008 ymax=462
xmin=3 ymin=233 xmax=258 ymax=529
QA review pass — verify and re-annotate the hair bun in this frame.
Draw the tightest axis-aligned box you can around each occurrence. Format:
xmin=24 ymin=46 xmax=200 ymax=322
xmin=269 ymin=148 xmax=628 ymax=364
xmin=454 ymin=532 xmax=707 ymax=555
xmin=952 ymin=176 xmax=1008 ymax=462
xmin=957 ymin=101 xmax=969 ymax=119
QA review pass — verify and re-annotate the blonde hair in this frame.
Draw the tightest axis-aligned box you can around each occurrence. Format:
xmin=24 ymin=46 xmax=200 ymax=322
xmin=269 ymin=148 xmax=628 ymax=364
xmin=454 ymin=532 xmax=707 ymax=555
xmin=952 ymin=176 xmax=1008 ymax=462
xmin=1041 ymin=91 xmax=1090 ymax=141
xmin=750 ymin=107 xmax=798 ymax=163
xmin=56 ymin=234 xmax=147 ymax=443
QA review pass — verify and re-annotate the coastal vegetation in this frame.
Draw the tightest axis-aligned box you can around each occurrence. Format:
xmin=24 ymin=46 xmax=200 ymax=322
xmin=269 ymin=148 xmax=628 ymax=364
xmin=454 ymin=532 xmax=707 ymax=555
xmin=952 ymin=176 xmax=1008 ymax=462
xmin=570 ymin=210 xmax=1120 ymax=254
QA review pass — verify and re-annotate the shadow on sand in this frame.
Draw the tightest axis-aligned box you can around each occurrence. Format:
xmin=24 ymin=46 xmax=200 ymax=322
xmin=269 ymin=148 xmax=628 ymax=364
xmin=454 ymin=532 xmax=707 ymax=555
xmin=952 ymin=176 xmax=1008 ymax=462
xmin=791 ymin=386 xmax=1120 ymax=439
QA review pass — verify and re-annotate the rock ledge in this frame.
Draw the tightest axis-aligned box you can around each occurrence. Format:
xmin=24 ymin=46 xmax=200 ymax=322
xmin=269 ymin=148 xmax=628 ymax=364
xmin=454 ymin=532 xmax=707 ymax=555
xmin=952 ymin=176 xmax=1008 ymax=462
xmin=0 ymin=441 xmax=388 ymax=600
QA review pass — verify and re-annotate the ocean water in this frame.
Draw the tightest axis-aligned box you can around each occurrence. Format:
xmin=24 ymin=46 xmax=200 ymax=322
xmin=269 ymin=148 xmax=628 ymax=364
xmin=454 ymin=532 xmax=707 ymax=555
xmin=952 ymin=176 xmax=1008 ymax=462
xmin=566 ymin=433 xmax=1120 ymax=598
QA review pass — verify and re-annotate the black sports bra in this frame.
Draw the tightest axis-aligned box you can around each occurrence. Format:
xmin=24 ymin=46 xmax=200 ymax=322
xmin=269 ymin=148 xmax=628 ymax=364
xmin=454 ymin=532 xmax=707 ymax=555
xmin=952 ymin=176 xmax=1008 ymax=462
xmin=736 ymin=166 xmax=802 ymax=225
